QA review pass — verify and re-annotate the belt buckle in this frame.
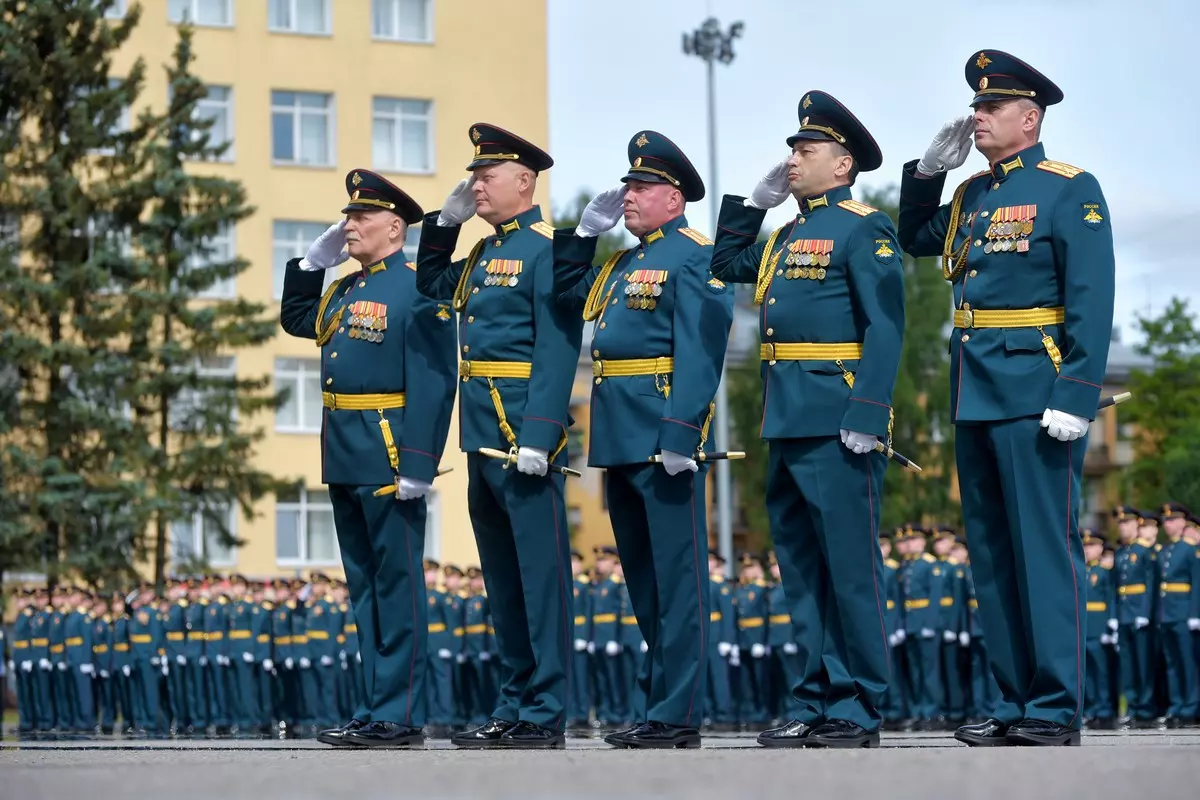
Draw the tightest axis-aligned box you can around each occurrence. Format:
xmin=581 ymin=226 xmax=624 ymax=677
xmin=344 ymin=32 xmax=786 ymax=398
xmin=326 ymin=392 xmax=338 ymax=411
xmin=762 ymin=343 xmax=776 ymax=360
xmin=592 ymin=360 xmax=603 ymax=378
xmin=458 ymin=361 xmax=471 ymax=379
xmin=960 ymin=307 xmax=975 ymax=328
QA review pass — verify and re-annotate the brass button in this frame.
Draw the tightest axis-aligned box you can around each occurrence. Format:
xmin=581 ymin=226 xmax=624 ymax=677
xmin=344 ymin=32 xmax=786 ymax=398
xmin=768 ymin=298 xmax=776 ymax=305
xmin=592 ymin=349 xmax=600 ymax=358
xmin=766 ymin=328 xmax=774 ymax=336
xmin=338 ymin=327 xmax=344 ymax=333
xmin=325 ymin=378 xmax=332 ymax=386
xmin=974 ymin=239 xmax=982 ymax=247
xmin=493 ymin=240 xmax=502 ymax=247
xmin=358 ymin=281 xmax=366 ymax=288
xmin=612 ymin=298 xmax=618 ymax=305
xmin=479 ymin=261 xmax=488 ymax=268
xmin=472 ymin=287 xmax=479 ymax=295
xmin=637 ymin=252 xmax=644 ymax=260
xmin=961 ymin=334 xmax=970 ymax=343
xmin=330 ymin=352 xmax=338 ymax=358
xmin=992 ymin=182 xmax=1000 ymax=190
xmin=467 ymin=315 xmax=475 ymax=323
xmin=981 ymin=211 xmax=989 ymax=218
xmin=599 ymin=322 xmax=606 ymax=329
xmin=594 ymin=377 xmax=602 ymax=385
xmin=462 ymin=345 xmax=469 ymax=353
xmin=797 ymin=217 xmax=806 ymax=225
xmin=768 ymin=360 xmax=777 ymax=366
xmin=969 ymin=270 xmax=978 ymax=278
xmin=776 ymin=269 xmax=784 ymax=276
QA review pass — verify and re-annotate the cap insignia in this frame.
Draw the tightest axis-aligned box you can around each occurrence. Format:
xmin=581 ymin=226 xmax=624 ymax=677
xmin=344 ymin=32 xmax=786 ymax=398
xmin=633 ymin=157 xmax=643 ymax=168
xmin=351 ymin=172 xmax=363 ymax=187
xmin=976 ymin=52 xmax=992 ymax=69
xmin=636 ymin=133 xmax=649 ymax=148
xmin=802 ymin=94 xmax=812 ymax=109
xmin=471 ymin=127 xmax=482 ymax=143
xmin=979 ymin=77 xmax=989 ymax=90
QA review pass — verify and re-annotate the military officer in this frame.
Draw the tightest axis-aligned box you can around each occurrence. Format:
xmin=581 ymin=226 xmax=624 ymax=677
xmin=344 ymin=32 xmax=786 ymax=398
xmin=711 ymin=91 xmax=904 ymax=748
xmin=734 ymin=554 xmax=770 ymax=728
xmin=551 ymin=130 xmax=732 ymax=748
xmin=878 ymin=535 xmax=905 ymax=727
xmin=11 ymin=588 xmax=35 ymax=736
xmin=568 ymin=550 xmax=594 ymax=728
xmin=706 ymin=550 xmax=737 ymax=730
xmin=417 ymin=124 xmax=580 ymax=749
xmin=1082 ymin=530 xmax=1116 ymax=729
xmin=280 ymin=169 xmax=459 ymax=747
xmin=900 ymin=526 xmax=941 ymax=729
xmin=1113 ymin=505 xmax=1155 ymax=727
xmin=898 ymin=51 xmax=1115 ymax=746
xmin=462 ymin=566 xmax=493 ymax=727
xmin=1156 ymin=503 xmax=1199 ymax=726
xmin=933 ymin=525 xmax=967 ymax=726
xmin=766 ymin=553 xmax=803 ymax=724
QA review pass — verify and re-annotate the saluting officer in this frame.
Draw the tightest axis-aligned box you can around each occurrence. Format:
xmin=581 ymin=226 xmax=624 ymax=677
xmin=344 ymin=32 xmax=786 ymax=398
xmin=280 ymin=169 xmax=459 ymax=747
xmin=711 ymin=90 xmax=904 ymax=748
xmin=898 ymin=50 xmax=1115 ymax=746
xmin=417 ymin=124 xmax=581 ymax=749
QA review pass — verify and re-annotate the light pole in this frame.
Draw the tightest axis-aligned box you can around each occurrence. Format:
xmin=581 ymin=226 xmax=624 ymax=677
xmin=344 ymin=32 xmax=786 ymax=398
xmin=683 ymin=17 xmax=743 ymax=576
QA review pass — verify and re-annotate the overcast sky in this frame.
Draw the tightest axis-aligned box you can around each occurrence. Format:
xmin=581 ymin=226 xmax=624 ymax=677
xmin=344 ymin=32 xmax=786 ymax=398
xmin=546 ymin=0 xmax=1196 ymax=343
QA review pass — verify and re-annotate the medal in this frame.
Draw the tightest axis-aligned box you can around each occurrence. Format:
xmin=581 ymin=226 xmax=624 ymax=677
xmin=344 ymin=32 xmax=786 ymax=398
xmin=508 ymin=277 xmax=518 ymax=287
xmin=816 ymin=268 xmax=827 ymax=280
xmin=651 ymin=283 xmax=661 ymax=296
xmin=1016 ymin=239 xmax=1030 ymax=253
xmin=983 ymin=241 xmax=994 ymax=254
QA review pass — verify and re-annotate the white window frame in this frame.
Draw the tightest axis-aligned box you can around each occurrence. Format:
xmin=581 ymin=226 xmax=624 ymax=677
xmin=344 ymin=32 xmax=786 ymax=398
xmin=401 ymin=223 xmax=422 ymax=262
xmin=276 ymin=486 xmax=339 ymax=567
xmin=371 ymin=97 xmax=435 ymax=175
xmin=271 ymin=90 xmax=335 ymax=168
xmin=188 ymin=222 xmax=236 ymax=299
xmin=169 ymin=355 xmax=237 ymax=432
xmin=196 ymin=85 xmax=234 ymax=161
xmin=423 ymin=488 xmax=441 ymax=560
xmin=168 ymin=0 xmax=234 ymax=28
xmin=103 ymin=0 xmax=127 ymax=19
xmin=372 ymin=0 xmax=434 ymax=43
xmin=274 ymin=357 xmax=323 ymax=434
xmin=268 ymin=0 xmax=332 ymax=36
xmin=272 ymin=219 xmax=335 ymax=298
xmin=171 ymin=504 xmax=237 ymax=567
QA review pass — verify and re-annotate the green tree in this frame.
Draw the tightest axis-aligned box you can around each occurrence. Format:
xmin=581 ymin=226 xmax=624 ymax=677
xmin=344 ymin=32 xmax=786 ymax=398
xmin=726 ymin=330 xmax=771 ymax=552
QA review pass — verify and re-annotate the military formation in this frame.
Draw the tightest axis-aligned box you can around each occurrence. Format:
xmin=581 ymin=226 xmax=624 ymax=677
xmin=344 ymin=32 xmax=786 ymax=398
xmin=3 ymin=46 xmax=1149 ymax=749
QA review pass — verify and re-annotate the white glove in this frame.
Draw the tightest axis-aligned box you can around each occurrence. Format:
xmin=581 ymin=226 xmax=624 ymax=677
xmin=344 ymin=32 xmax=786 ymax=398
xmin=894 ymin=629 xmax=906 ymax=645
xmin=21 ymin=660 xmax=33 ymax=673
xmin=176 ymin=655 xmax=186 ymax=666
xmin=840 ymin=429 xmax=879 ymax=455
xmin=639 ymin=640 xmax=648 ymax=653
xmin=888 ymin=632 xmax=901 ymax=647
xmin=39 ymin=658 xmax=51 ymax=670
xmin=298 ymin=219 xmax=350 ymax=271
xmin=340 ymin=650 xmax=348 ymax=662
xmin=604 ymin=641 xmax=620 ymax=657
xmin=1108 ymin=618 xmax=1118 ymax=632
xmin=99 ymin=669 xmax=110 ymax=679
xmin=199 ymin=655 xmax=209 ymax=667
xmin=438 ymin=648 xmax=452 ymax=660
xmin=1135 ymin=616 xmax=1149 ymax=630
xmin=299 ymin=657 xmax=311 ymax=669
xmin=916 ymin=115 xmax=975 ymax=176
xmin=731 ymin=645 xmax=741 ymax=659
xmin=661 ymin=450 xmax=698 ymax=476
xmin=456 ymin=653 xmax=467 ymax=664
xmin=284 ymin=657 xmax=295 ymax=670
xmin=744 ymin=160 xmax=791 ymax=210
xmin=397 ymin=476 xmax=432 ymax=501
xmin=574 ymin=638 xmax=588 ymax=652
xmin=161 ymin=663 xmax=169 ymax=676
xmin=730 ymin=652 xmax=741 ymax=667
xmin=959 ymin=631 xmax=970 ymax=647
xmin=575 ymin=186 xmax=626 ymax=237
xmin=717 ymin=642 xmax=732 ymax=658
xmin=943 ymin=630 xmax=957 ymax=643
xmin=478 ymin=651 xmax=491 ymax=661
xmin=242 ymin=652 xmax=254 ymax=663
xmin=436 ymin=177 xmax=477 ymax=227
xmin=1110 ymin=631 xmax=1119 ymax=645
xmin=750 ymin=643 xmax=766 ymax=659
xmin=320 ymin=655 xmax=334 ymax=667
xmin=516 ymin=446 xmax=549 ymax=477
xmin=221 ymin=655 xmax=231 ymax=667
xmin=151 ymin=657 xmax=160 ymax=667
xmin=122 ymin=665 xmax=131 ymax=677
xmin=80 ymin=663 xmax=94 ymax=675
xmin=782 ymin=642 xmax=799 ymax=655
xmin=1100 ymin=633 xmax=1112 ymax=646
xmin=356 ymin=651 xmax=362 ymax=663
xmin=57 ymin=661 xmax=67 ymax=671
xmin=920 ymin=627 xmax=936 ymax=639
xmin=1188 ymin=618 xmax=1200 ymax=631
xmin=1040 ymin=408 xmax=1089 ymax=442
xmin=263 ymin=659 xmax=274 ymax=671
xmin=585 ymin=642 xmax=595 ymax=655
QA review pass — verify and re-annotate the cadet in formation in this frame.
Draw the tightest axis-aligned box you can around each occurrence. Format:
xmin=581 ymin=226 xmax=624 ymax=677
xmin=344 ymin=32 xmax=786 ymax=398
xmin=710 ymin=90 xmax=905 ymax=748
xmin=898 ymin=49 xmax=1116 ymax=746
xmin=280 ymin=169 xmax=459 ymax=747
xmin=417 ymin=124 xmax=581 ymax=749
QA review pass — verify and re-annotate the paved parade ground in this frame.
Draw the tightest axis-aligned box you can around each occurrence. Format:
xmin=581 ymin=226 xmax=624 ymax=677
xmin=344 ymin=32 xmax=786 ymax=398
xmin=3 ymin=728 xmax=1198 ymax=800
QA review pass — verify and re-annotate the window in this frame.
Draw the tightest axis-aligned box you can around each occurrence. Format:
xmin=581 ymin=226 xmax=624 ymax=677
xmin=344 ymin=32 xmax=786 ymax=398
xmin=186 ymin=222 xmax=236 ymax=299
xmin=169 ymin=355 xmax=237 ymax=432
xmin=169 ymin=0 xmax=233 ymax=26
xmin=196 ymin=85 xmax=234 ymax=158
xmin=423 ymin=488 xmax=441 ymax=560
xmin=271 ymin=91 xmax=334 ymax=167
xmin=372 ymin=0 xmax=432 ymax=42
xmin=103 ymin=0 xmax=127 ymax=18
xmin=272 ymin=220 xmax=332 ymax=298
xmin=372 ymin=97 xmax=433 ymax=173
xmin=269 ymin=0 xmax=331 ymax=34
xmin=82 ymin=78 xmax=130 ymax=155
xmin=276 ymin=486 xmax=338 ymax=566
xmin=275 ymin=358 xmax=323 ymax=433
xmin=402 ymin=224 xmax=421 ymax=262
xmin=171 ymin=503 xmax=236 ymax=566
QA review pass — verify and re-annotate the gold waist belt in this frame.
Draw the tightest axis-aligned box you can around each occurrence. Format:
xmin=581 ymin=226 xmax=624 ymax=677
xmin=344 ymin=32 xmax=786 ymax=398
xmin=458 ymin=360 xmax=532 ymax=379
xmin=759 ymin=342 xmax=863 ymax=361
xmin=1119 ymin=584 xmax=1145 ymax=596
xmin=322 ymin=391 xmax=406 ymax=411
xmin=1161 ymin=583 xmax=1191 ymax=593
xmin=1086 ymin=602 xmax=1108 ymax=612
xmin=592 ymin=357 xmax=674 ymax=377
xmin=952 ymin=306 xmax=1065 ymax=329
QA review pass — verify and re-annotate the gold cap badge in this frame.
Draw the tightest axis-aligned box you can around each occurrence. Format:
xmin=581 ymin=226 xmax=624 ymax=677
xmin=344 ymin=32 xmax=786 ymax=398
xmin=976 ymin=52 xmax=992 ymax=69
xmin=801 ymin=116 xmax=809 ymax=126
xmin=636 ymin=133 xmax=649 ymax=147
xmin=471 ymin=127 xmax=481 ymax=143
xmin=633 ymin=157 xmax=642 ymax=168
xmin=979 ymin=76 xmax=989 ymax=90
xmin=802 ymin=94 xmax=812 ymax=109
xmin=351 ymin=172 xmax=363 ymax=187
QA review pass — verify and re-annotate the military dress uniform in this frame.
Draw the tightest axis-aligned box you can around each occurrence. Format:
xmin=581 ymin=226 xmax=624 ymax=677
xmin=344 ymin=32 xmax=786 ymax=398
xmin=1113 ymin=507 xmax=1156 ymax=725
xmin=898 ymin=51 xmax=1115 ymax=746
xmin=416 ymin=124 xmax=581 ymax=748
xmin=711 ymin=91 xmax=904 ymax=749
xmin=901 ymin=531 xmax=941 ymax=727
xmin=280 ymin=170 xmax=459 ymax=747
xmin=12 ymin=594 xmax=35 ymax=734
xmin=1156 ymin=503 xmax=1199 ymax=724
xmin=878 ymin=543 xmax=905 ymax=725
xmin=568 ymin=560 xmax=593 ymax=726
xmin=734 ymin=569 xmax=770 ymax=726
xmin=1083 ymin=530 xmax=1117 ymax=726
xmin=706 ymin=562 xmax=737 ymax=728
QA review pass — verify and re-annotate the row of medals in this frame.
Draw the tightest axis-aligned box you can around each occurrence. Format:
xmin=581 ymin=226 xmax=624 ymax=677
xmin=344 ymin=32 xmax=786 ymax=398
xmin=484 ymin=274 xmax=519 ymax=287
xmin=625 ymin=280 xmax=661 ymax=310
xmin=784 ymin=250 xmax=830 ymax=280
xmin=348 ymin=313 xmax=385 ymax=343
xmin=983 ymin=220 xmax=1033 ymax=253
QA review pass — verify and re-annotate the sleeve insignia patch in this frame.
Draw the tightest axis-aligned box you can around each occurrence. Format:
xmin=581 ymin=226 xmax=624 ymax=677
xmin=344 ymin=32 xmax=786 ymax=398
xmin=1036 ymin=160 xmax=1084 ymax=179
xmin=1082 ymin=204 xmax=1104 ymax=224
xmin=874 ymin=239 xmax=896 ymax=260
xmin=837 ymin=199 xmax=878 ymax=217
xmin=436 ymin=304 xmax=452 ymax=321
xmin=679 ymin=227 xmax=714 ymax=246
xmin=707 ymin=276 xmax=726 ymax=293
xmin=530 ymin=220 xmax=555 ymax=239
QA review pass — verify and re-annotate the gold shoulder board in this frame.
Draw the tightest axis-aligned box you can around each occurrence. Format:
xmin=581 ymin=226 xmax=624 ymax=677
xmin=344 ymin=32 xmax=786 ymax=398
xmin=837 ymin=199 xmax=878 ymax=217
xmin=406 ymin=261 xmax=417 ymax=271
xmin=530 ymin=220 xmax=555 ymax=239
xmin=678 ymin=227 xmax=714 ymax=246
xmin=1036 ymin=160 xmax=1084 ymax=179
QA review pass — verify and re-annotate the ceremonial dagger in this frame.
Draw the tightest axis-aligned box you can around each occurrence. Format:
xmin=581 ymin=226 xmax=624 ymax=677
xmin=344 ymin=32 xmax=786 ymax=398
xmin=478 ymin=447 xmax=583 ymax=478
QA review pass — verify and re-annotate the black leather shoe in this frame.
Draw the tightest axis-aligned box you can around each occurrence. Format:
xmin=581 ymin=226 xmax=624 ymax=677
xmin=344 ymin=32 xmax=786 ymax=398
xmin=342 ymin=721 xmax=425 ymax=748
xmin=317 ymin=718 xmax=366 ymax=746
xmin=757 ymin=719 xmax=819 ymax=748
xmin=1006 ymin=718 xmax=1080 ymax=746
xmin=497 ymin=720 xmax=565 ymax=749
xmin=613 ymin=721 xmax=701 ymax=749
xmin=803 ymin=719 xmax=879 ymax=748
xmin=955 ymin=718 xmax=1010 ymax=747
xmin=602 ymin=722 xmax=643 ymax=748
xmin=450 ymin=717 xmax=517 ymax=748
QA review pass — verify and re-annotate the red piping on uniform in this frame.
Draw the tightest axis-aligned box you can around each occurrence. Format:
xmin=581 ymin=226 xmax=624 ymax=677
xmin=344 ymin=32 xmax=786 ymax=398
xmin=403 ymin=511 xmax=417 ymax=726
xmin=1066 ymin=440 xmax=1082 ymax=728
xmin=685 ymin=474 xmax=704 ymax=727
xmin=867 ymin=460 xmax=890 ymax=675
xmin=1058 ymin=375 xmax=1101 ymax=389
xmin=551 ymin=475 xmax=569 ymax=732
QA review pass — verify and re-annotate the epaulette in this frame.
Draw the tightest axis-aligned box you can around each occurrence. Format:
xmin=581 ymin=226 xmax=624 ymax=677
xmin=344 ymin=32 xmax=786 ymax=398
xmin=177 ymin=599 xmax=189 ymax=608
xmin=678 ymin=227 xmax=713 ymax=246
xmin=1036 ymin=160 xmax=1084 ymax=179
xmin=837 ymin=199 xmax=878 ymax=217
xmin=577 ymin=575 xmax=590 ymax=584
xmin=711 ymin=575 xmax=724 ymax=584
xmin=922 ymin=553 xmax=937 ymax=563
xmin=884 ymin=558 xmax=899 ymax=569
xmin=339 ymin=603 xmax=349 ymax=612
xmin=406 ymin=261 xmax=417 ymax=271
xmin=530 ymin=220 xmax=555 ymax=240
xmin=217 ymin=595 xmax=228 ymax=605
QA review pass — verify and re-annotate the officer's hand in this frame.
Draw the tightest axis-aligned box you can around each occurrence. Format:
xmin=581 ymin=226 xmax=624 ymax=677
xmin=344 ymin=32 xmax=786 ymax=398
xmin=717 ymin=641 xmax=732 ymax=658
xmin=1108 ymin=618 xmax=1118 ymax=632
xmin=744 ymin=160 xmax=791 ymax=210
xmin=356 ymin=651 xmax=362 ymax=663
xmin=920 ymin=627 xmax=936 ymax=639
xmin=604 ymin=640 xmax=620 ymax=657
xmin=299 ymin=219 xmax=351 ymax=271
xmin=639 ymin=640 xmax=648 ymax=654
xmin=1134 ymin=616 xmax=1149 ymax=629
xmin=151 ymin=656 xmax=160 ymax=667
xmin=576 ymin=186 xmax=627 ymax=237
xmin=478 ymin=651 xmax=491 ymax=661
xmin=840 ymin=429 xmax=879 ymax=455
xmin=661 ymin=450 xmax=699 ymax=476
xmin=436 ymin=176 xmax=478 ymax=227
xmin=959 ymin=632 xmax=970 ymax=647
xmin=242 ymin=652 xmax=254 ymax=663
xmin=122 ymin=664 xmax=132 ymax=677
xmin=320 ymin=655 xmax=334 ymax=667
xmin=585 ymin=642 xmax=595 ymax=655
xmin=1188 ymin=618 xmax=1200 ymax=631
xmin=397 ymin=476 xmax=433 ymax=501
xmin=516 ymin=446 xmax=549 ymax=477
xmin=750 ymin=643 xmax=766 ymax=659
xmin=299 ymin=657 xmax=312 ymax=669
xmin=456 ymin=653 xmax=467 ymax=664
xmin=21 ymin=660 xmax=33 ymax=673
xmin=573 ymin=638 xmax=588 ymax=652
xmin=57 ymin=661 xmax=67 ymax=671
xmin=1110 ymin=631 xmax=1119 ymax=645
xmin=284 ymin=657 xmax=295 ymax=670
xmin=437 ymin=648 xmax=452 ymax=660
xmin=729 ymin=651 xmax=741 ymax=667
xmin=894 ymin=628 xmax=906 ymax=645
xmin=1040 ymin=409 xmax=1089 ymax=442
xmin=176 ymin=655 xmax=186 ymax=666
xmin=916 ymin=115 xmax=975 ymax=176
xmin=99 ymin=669 xmax=110 ymax=679
xmin=263 ymin=658 xmax=274 ymax=672
xmin=942 ymin=630 xmax=956 ymax=643
xmin=161 ymin=663 xmax=169 ymax=676
xmin=782 ymin=642 xmax=799 ymax=655
xmin=39 ymin=658 xmax=51 ymax=671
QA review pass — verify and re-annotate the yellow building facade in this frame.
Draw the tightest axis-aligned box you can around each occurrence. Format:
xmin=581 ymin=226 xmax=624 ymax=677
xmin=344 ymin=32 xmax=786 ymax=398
xmin=107 ymin=0 xmax=549 ymax=578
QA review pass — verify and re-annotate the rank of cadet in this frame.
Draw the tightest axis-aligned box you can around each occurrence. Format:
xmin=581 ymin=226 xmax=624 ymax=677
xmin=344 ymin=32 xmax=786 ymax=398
xmin=347 ymin=300 xmax=387 ymax=343
xmin=624 ymin=269 xmax=667 ymax=310
xmin=783 ymin=239 xmax=833 ymax=280
xmin=983 ymin=205 xmax=1036 ymax=254
xmin=484 ymin=258 xmax=522 ymax=287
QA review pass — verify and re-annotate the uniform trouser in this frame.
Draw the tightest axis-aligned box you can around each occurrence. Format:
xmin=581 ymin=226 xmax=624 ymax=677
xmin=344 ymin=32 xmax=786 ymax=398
xmin=594 ymin=650 xmax=624 ymax=722
xmin=605 ymin=464 xmax=710 ymax=728
xmin=621 ymin=642 xmax=647 ymax=722
xmin=1084 ymin=638 xmax=1113 ymax=719
xmin=204 ymin=661 xmax=229 ymax=727
xmin=71 ymin=665 xmax=95 ymax=730
xmin=905 ymin=635 xmax=940 ymax=720
xmin=705 ymin=648 xmax=734 ymax=724
xmin=1160 ymin=621 xmax=1199 ymax=719
xmin=968 ymin=639 xmax=1001 ymax=719
xmin=34 ymin=667 xmax=54 ymax=729
xmin=466 ymin=453 xmax=573 ymax=732
xmin=941 ymin=640 xmax=966 ymax=718
xmin=1119 ymin=624 xmax=1155 ymax=719
xmin=133 ymin=660 xmax=161 ymax=731
xmin=330 ymin=484 xmax=429 ymax=728
xmin=95 ymin=673 xmax=114 ymax=729
xmin=426 ymin=652 xmax=453 ymax=724
xmin=232 ymin=658 xmax=259 ymax=728
xmin=185 ymin=660 xmax=207 ymax=727
xmin=568 ymin=645 xmax=592 ymax=722
xmin=878 ymin=645 xmax=904 ymax=722
xmin=957 ymin=418 xmax=1087 ymax=729
xmin=313 ymin=662 xmax=338 ymax=727
xmin=769 ymin=648 xmax=803 ymax=719
xmin=258 ymin=665 xmax=276 ymax=727
xmin=16 ymin=666 xmax=34 ymax=730
xmin=51 ymin=664 xmax=72 ymax=729
xmin=767 ymin=437 xmax=890 ymax=732
xmin=451 ymin=655 xmax=469 ymax=726
xmin=737 ymin=654 xmax=769 ymax=723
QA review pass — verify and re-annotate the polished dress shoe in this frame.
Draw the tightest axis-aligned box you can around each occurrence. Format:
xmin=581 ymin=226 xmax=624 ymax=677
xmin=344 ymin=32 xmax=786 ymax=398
xmin=1006 ymin=718 xmax=1080 ymax=746
xmin=602 ymin=723 xmax=643 ymax=748
xmin=954 ymin=718 xmax=1010 ymax=747
xmin=757 ymin=719 xmax=818 ymax=748
xmin=342 ymin=721 xmax=425 ymax=748
xmin=450 ymin=717 xmax=517 ymax=748
xmin=317 ymin=718 xmax=366 ymax=747
xmin=612 ymin=721 xmax=700 ymax=749
xmin=497 ymin=720 xmax=565 ymax=749
xmin=803 ymin=719 xmax=879 ymax=748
